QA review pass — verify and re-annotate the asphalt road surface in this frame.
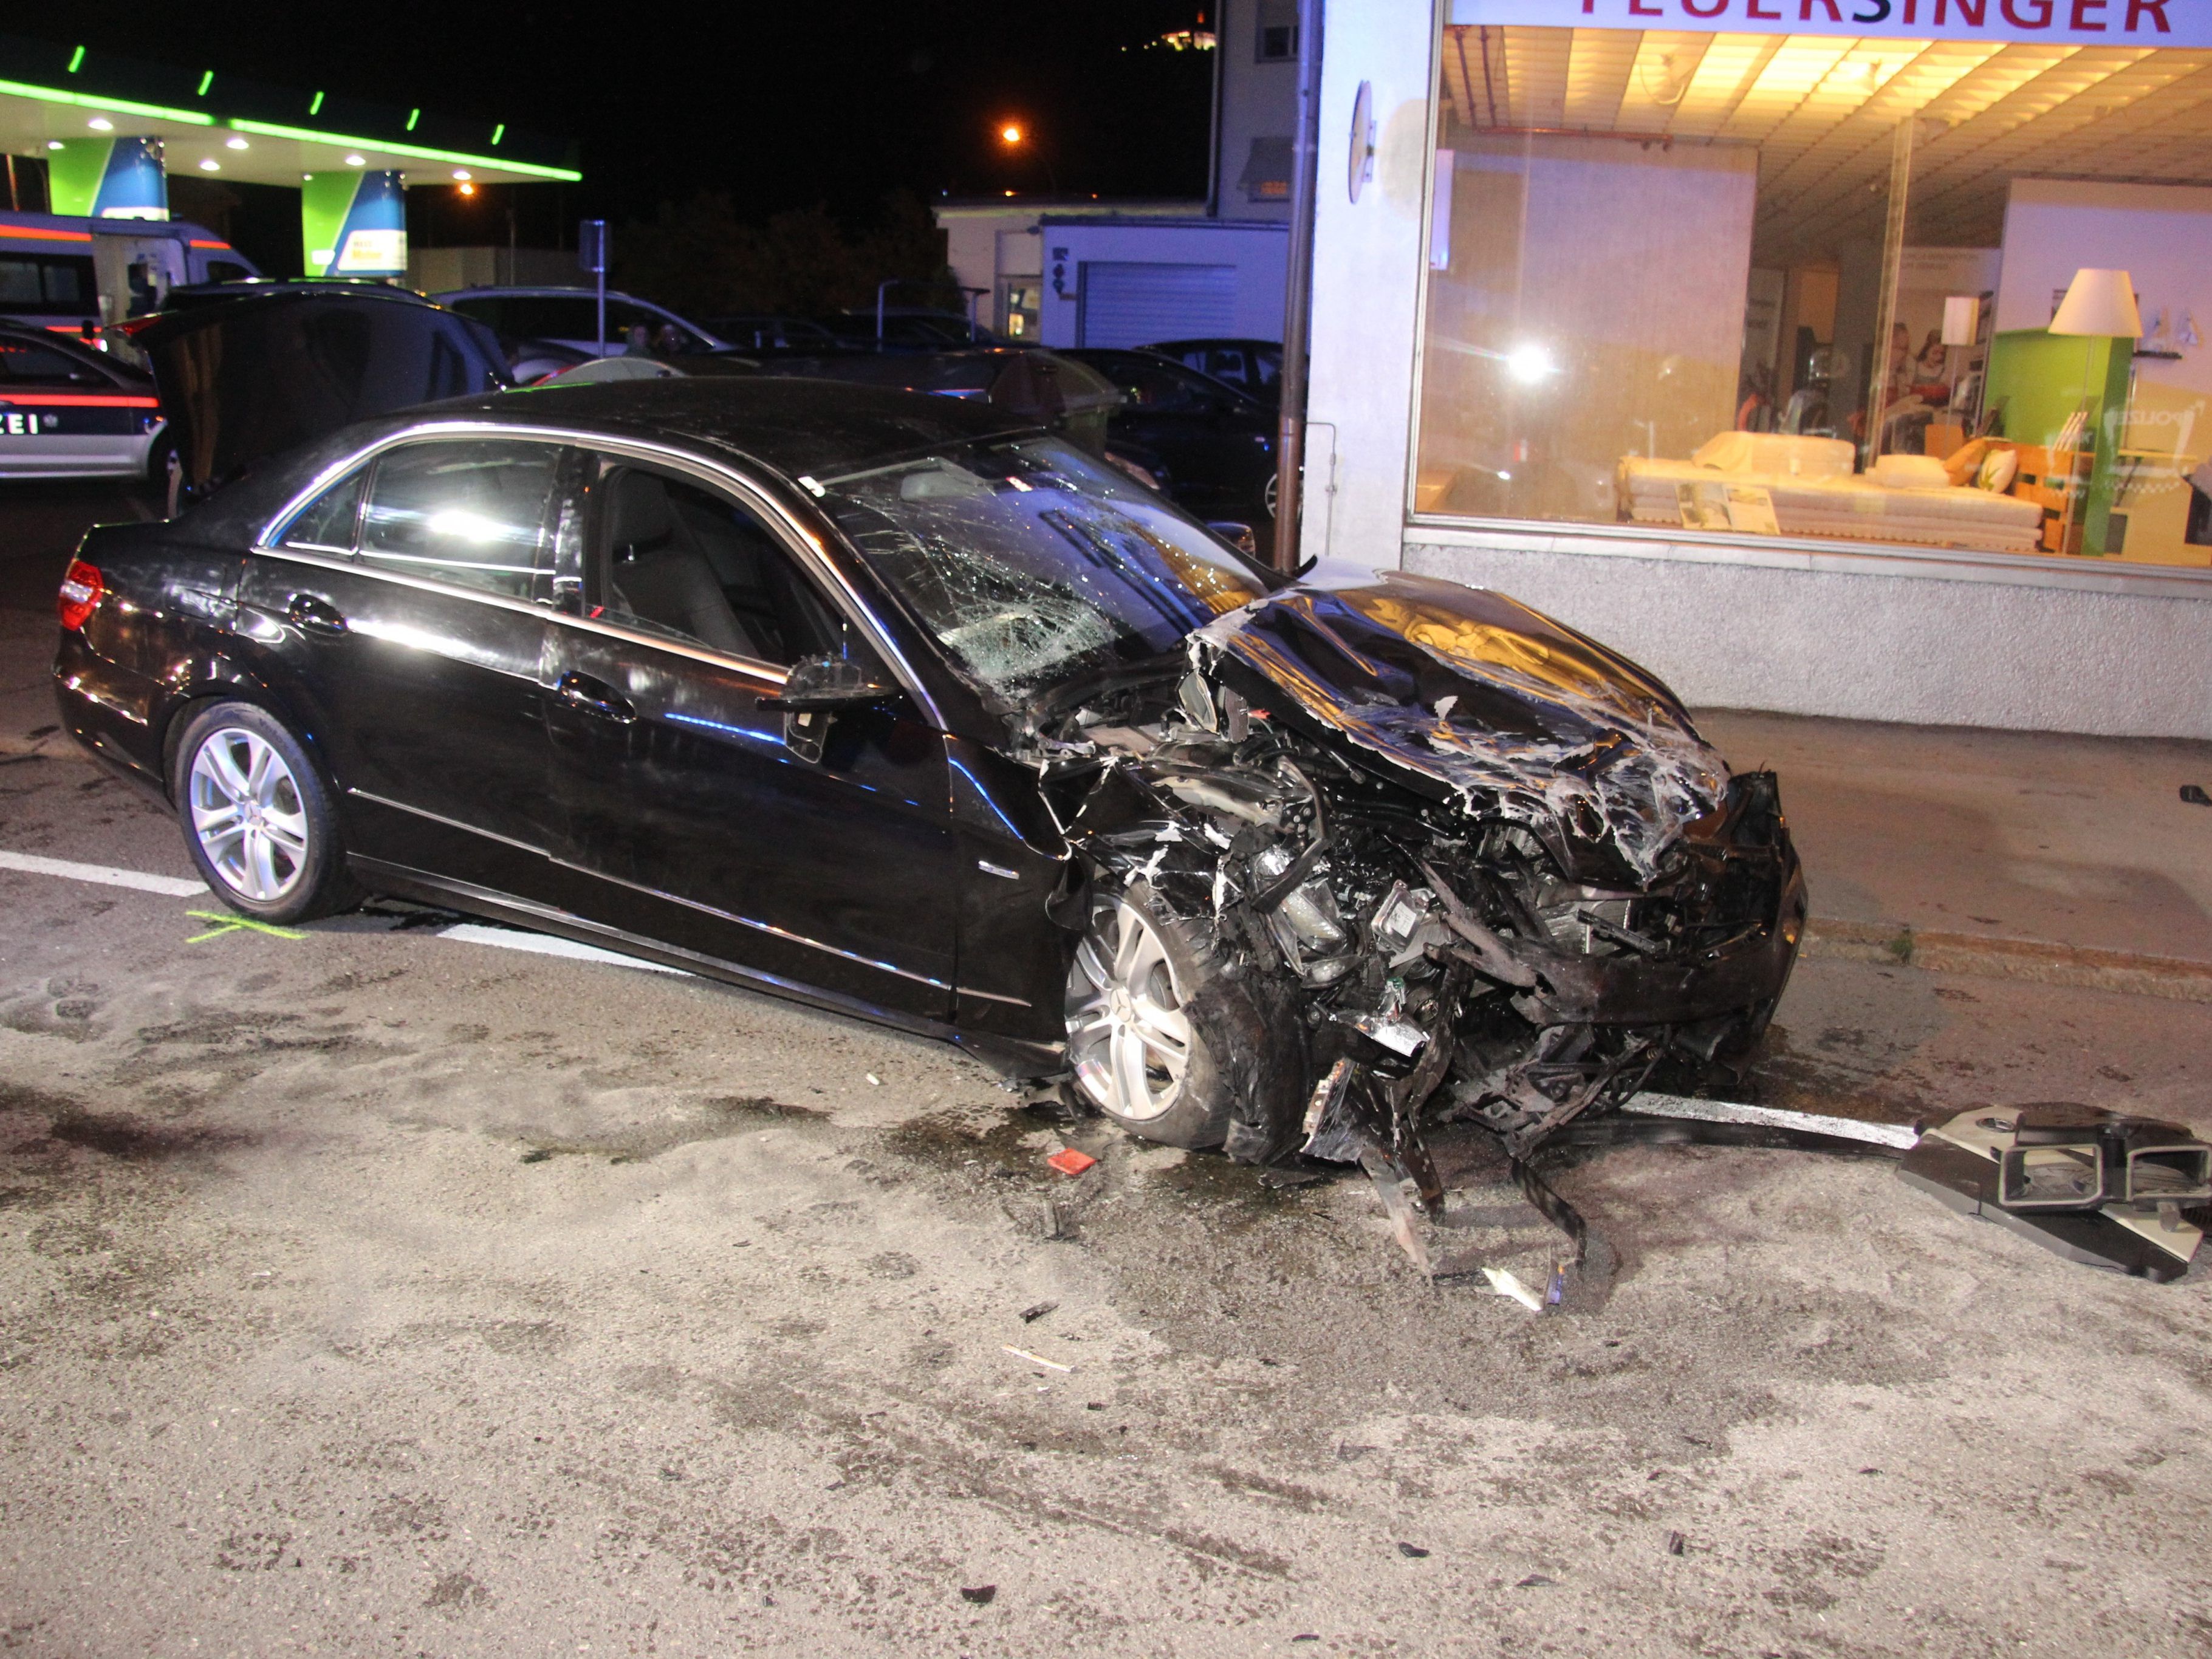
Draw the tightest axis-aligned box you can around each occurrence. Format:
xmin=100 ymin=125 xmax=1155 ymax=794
xmin=4 ymin=484 xmax=2211 ymax=1656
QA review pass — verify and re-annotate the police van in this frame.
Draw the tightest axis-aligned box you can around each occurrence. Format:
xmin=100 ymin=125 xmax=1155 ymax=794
xmin=0 ymin=214 xmax=256 ymax=481
xmin=0 ymin=211 xmax=258 ymax=343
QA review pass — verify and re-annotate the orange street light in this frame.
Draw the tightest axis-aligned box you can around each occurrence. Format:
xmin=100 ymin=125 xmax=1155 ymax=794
xmin=999 ymin=122 xmax=1024 ymax=147
xmin=456 ymin=181 xmax=476 ymax=196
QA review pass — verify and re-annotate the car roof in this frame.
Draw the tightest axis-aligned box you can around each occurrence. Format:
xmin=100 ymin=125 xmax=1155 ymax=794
xmin=423 ymin=375 xmax=1040 ymax=479
xmin=1145 ymin=337 xmax=1280 ymax=350
xmin=433 ymin=286 xmax=663 ymax=305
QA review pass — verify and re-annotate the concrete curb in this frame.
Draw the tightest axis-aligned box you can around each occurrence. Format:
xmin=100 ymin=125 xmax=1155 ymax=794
xmin=1806 ymin=917 xmax=2212 ymax=1005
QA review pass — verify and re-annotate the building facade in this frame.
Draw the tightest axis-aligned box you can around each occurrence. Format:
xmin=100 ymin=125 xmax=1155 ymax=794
xmin=1303 ymin=0 xmax=2212 ymax=738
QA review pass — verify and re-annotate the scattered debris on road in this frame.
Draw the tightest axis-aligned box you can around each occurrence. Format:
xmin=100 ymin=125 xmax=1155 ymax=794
xmin=1900 ymin=1104 xmax=2210 ymax=1281
xmin=959 ymin=1585 xmax=997 ymax=1606
xmin=1045 ymin=1148 xmax=1097 ymax=1176
xmin=1001 ymin=1346 xmax=1073 ymax=1373
xmin=1018 ymin=1301 xmax=1058 ymax=1323
xmin=2182 ymin=784 xmax=2210 ymax=806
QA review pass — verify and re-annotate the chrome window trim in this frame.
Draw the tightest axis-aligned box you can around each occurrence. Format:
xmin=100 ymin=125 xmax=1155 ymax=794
xmin=250 ymin=540 xmax=795 ymax=686
xmin=256 ymin=418 xmax=943 ymax=724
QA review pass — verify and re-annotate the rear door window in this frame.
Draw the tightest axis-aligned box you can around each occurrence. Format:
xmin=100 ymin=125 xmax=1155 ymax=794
xmin=0 ymin=255 xmax=96 ymax=315
xmin=503 ymin=297 xmax=601 ymax=341
xmin=358 ymin=440 xmax=561 ymax=600
xmin=0 ymin=336 xmax=109 ymax=386
xmin=278 ymin=467 xmax=368 ymax=553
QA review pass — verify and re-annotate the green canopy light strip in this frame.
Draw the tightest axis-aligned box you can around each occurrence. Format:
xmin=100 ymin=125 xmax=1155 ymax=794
xmin=0 ymin=75 xmax=214 ymax=125
xmin=0 ymin=75 xmax=576 ymax=180
xmin=226 ymin=117 xmax=578 ymax=179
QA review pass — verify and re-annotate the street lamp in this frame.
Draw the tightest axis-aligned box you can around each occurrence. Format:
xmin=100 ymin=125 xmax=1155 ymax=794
xmin=995 ymin=118 xmax=1056 ymax=193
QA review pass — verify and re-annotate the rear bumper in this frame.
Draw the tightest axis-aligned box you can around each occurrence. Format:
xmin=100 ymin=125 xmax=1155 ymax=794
xmin=53 ymin=629 xmax=167 ymax=787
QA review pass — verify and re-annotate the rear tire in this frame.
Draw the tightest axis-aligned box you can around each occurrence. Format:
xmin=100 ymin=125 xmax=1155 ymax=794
xmin=1064 ymin=881 xmax=1308 ymax=1157
xmin=173 ymin=701 xmax=357 ymax=924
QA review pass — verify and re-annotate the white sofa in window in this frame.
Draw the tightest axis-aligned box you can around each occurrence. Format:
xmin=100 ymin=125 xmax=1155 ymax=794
xmin=1617 ymin=433 xmax=2044 ymax=555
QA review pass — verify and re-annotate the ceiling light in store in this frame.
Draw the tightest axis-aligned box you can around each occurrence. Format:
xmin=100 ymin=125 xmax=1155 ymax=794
xmin=1505 ymin=343 xmax=1555 ymax=385
xmin=46 ymin=141 xmax=61 ymax=151
xmin=86 ymin=116 xmax=112 ymax=131
xmin=344 ymin=153 xmax=365 ymax=166
xmin=225 ymin=136 xmax=248 ymax=150
xmin=197 ymin=159 xmax=219 ymax=171
xmin=451 ymin=169 xmax=471 ymax=181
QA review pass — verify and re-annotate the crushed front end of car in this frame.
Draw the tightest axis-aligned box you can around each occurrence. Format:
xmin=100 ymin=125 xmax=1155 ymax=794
xmin=1026 ymin=570 xmax=1804 ymax=1201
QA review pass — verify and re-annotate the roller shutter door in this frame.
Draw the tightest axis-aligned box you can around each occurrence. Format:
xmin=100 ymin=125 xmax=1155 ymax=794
xmin=1077 ymin=262 xmax=1236 ymax=348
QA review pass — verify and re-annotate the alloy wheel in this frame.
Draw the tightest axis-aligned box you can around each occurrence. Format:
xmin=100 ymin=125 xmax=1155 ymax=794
xmin=188 ymin=727 xmax=310 ymax=903
xmin=1065 ymin=897 xmax=1194 ymax=1122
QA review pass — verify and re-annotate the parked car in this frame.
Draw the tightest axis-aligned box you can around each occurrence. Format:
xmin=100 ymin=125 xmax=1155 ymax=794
xmin=765 ymin=346 xmax=1128 ymax=468
xmin=1060 ymin=347 xmax=1279 ymax=530
xmin=705 ymin=315 xmax=841 ymax=352
xmin=119 ymin=284 xmax=509 ymax=508
xmin=431 ymin=286 xmax=727 ymax=359
xmin=1145 ymin=337 xmax=1282 ymax=400
xmin=0 ymin=210 xmax=258 ymax=337
xmin=0 ymin=321 xmax=164 ymax=481
xmin=823 ymin=308 xmax=1004 ymax=351
xmin=52 ymin=359 xmax=1803 ymax=1178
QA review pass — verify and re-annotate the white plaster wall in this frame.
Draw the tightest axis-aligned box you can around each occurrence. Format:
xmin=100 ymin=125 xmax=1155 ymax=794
xmin=1403 ymin=536 xmax=2212 ymax=738
xmin=1216 ymin=0 xmax=1299 ymax=221
xmin=1303 ymin=0 xmax=1435 ymax=566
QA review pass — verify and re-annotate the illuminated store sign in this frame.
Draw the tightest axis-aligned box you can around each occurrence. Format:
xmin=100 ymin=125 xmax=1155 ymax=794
xmin=1450 ymin=0 xmax=2207 ymax=46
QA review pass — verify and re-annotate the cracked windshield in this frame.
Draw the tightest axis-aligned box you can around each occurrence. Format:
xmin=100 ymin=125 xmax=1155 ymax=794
xmin=813 ymin=436 xmax=1270 ymax=702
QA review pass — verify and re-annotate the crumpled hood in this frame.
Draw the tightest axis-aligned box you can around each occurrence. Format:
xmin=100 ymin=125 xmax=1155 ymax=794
xmin=1192 ymin=570 xmax=1729 ymax=883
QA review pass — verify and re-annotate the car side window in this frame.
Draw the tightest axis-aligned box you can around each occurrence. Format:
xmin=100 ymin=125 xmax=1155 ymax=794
xmin=279 ymin=467 xmax=368 ymax=552
xmin=584 ymin=460 xmax=842 ymax=666
xmin=0 ymin=337 xmax=105 ymax=385
xmin=507 ymin=298 xmax=600 ymax=341
xmin=1112 ymin=360 xmax=1204 ymax=412
xmin=358 ymin=440 xmax=560 ymax=600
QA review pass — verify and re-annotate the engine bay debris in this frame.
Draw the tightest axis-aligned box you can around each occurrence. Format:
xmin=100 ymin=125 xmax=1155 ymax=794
xmin=1025 ymin=572 xmax=1807 ymax=1268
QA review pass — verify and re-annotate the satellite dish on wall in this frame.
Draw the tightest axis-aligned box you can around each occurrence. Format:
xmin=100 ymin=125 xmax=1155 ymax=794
xmin=1348 ymin=80 xmax=1375 ymax=204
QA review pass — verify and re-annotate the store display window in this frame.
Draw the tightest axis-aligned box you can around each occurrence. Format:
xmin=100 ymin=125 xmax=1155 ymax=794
xmin=1414 ymin=25 xmax=2212 ymax=567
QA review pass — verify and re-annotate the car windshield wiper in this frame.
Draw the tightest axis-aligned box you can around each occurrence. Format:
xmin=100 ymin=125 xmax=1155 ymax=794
xmin=1026 ymin=651 xmax=1186 ymax=723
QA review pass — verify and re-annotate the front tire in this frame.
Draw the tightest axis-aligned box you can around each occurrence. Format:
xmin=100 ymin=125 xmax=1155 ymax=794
xmin=173 ymin=701 xmax=357 ymax=923
xmin=1064 ymin=881 xmax=1307 ymax=1156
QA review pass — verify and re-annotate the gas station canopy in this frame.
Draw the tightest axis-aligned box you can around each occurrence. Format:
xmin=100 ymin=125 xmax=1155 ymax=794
xmin=0 ymin=33 xmax=580 ymax=188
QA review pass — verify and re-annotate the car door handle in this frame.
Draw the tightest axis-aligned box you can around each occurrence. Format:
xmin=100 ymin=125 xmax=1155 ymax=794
xmin=286 ymin=593 xmax=348 ymax=638
xmin=554 ymin=670 xmax=637 ymax=724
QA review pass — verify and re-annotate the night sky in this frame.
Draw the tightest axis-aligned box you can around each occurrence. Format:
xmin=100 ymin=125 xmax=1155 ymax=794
xmin=54 ymin=2 xmax=1217 ymax=268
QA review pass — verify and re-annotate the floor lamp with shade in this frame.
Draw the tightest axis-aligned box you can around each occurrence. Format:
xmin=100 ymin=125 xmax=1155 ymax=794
xmin=2047 ymin=267 xmax=2142 ymax=555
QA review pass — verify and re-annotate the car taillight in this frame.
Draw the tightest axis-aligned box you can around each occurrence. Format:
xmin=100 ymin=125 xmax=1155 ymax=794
xmin=57 ymin=559 xmax=103 ymax=631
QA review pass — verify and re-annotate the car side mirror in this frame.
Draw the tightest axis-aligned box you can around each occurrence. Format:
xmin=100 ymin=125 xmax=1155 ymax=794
xmin=1207 ymin=521 xmax=1258 ymax=556
xmin=759 ymin=654 xmax=900 ymax=762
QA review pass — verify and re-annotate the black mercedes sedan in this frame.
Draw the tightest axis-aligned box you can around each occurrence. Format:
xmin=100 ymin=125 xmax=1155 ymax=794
xmin=52 ymin=375 xmax=1803 ymax=1181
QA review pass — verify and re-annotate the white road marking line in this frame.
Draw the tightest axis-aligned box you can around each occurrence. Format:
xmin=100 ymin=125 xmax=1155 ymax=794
xmin=0 ymin=849 xmax=207 ymax=897
xmin=0 ymin=848 xmax=690 ymax=980
xmin=1626 ymin=1091 xmax=1920 ymax=1149
xmin=436 ymin=922 xmax=692 ymax=976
